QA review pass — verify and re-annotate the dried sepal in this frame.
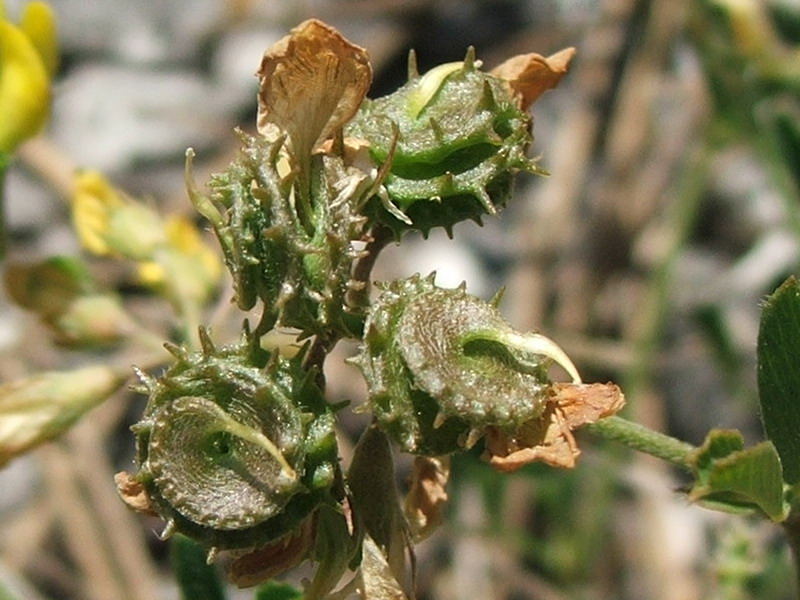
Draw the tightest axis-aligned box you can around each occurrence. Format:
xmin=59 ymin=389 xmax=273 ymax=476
xmin=257 ymin=19 xmax=372 ymax=160
xmin=404 ymin=456 xmax=450 ymax=541
xmin=490 ymin=47 xmax=576 ymax=109
xmin=484 ymin=382 xmax=625 ymax=471
xmin=114 ymin=470 xmax=157 ymax=516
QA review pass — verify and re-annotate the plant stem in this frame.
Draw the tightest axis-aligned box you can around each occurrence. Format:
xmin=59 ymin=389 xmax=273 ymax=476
xmin=586 ymin=416 xmax=696 ymax=469
xmin=0 ymin=153 xmax=10 ymax=259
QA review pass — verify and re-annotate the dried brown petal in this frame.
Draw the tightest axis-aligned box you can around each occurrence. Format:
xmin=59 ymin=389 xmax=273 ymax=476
xmin=552 ymin=382 xmax=625 ymax=425
xmin=257 ymin=19 xmax=372 ymax=160
xmin=484 ymin=382 xmax=624 ymax=472
xmin=114 ymin=471 xmax=156 ymax=516
xmin=404 ymin=456 xmax=450 ymax=541
xmin=490 ymin=47 xmax=576 ymax=109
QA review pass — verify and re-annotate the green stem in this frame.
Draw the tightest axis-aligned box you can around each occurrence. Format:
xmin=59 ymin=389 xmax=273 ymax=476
xmin=586 ymin=416 xmax=696 ymax=469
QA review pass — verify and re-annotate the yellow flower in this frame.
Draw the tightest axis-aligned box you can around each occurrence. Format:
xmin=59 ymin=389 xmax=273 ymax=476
xmin=0 ymin=0 xmax=58 ymax=154
xmin=71 ymin=170 xmax=124 ymax=255
xmin=137 ymin=215 xmax=222 ymax=297
xmin=71 ymin=170 xmax=165 ymax=258
xmin=72 ymin=170 xmax=221 ymax=311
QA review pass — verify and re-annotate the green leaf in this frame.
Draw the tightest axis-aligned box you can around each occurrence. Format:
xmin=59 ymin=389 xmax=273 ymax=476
xmin=757 ymin=276 xmax=800 ymax=484
xmin=254 ymin=582 xmax=303 ymax=600
xmin=170 ymin=535 xmax=227 ymax=600
xmin=688 ymin=430 xmax=787 ymax=521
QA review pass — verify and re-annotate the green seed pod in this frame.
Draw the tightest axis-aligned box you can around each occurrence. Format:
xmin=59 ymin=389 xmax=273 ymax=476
xmin=346 ymin=49 xmax=544 ymax=236
xmin=131 ymin=328 xmax=340 ymax=552
xmin=187 ymin=133 xmax=371 ymax=337
xmin=353 ymin=274 xmax=579 ymax=455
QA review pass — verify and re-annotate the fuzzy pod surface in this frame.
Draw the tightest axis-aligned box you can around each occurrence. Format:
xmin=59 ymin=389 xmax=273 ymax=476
xmin=346 ymin=50 xmax=543 ymax=236
xmin=354 ymin=274 xmax=565 ymax=455
xmin=131 ymin=330 xmax=340 ymax=551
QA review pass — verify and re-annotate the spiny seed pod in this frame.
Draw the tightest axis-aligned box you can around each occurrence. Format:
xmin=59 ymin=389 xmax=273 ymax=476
xmin=130 ymin=328 xmax=340 ymax=552
xmin=346 ymin=49 xmax=543 ymax=236
xmin=187 ymin=133 xmax=371 ymax=337
xmin=353 ymin=274 xmax=579 ymax=455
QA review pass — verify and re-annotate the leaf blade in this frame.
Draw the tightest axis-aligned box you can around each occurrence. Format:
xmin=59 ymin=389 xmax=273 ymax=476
xmin=688 ymin=430 xmax=787 ymax=521
xmin=758 ymin=276 xmax=800 ymax=484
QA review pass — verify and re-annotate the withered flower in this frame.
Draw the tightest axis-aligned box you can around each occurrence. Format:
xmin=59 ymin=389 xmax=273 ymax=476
xmin=257 ymin=19 xmax=372 ymax=162
xmin=404 ymin=456 xmax=450 ymax=541
xmin=484 ymin=382 xmax=625 ymax=471
xmin=491 ymin=47 xmax=576 ymax=110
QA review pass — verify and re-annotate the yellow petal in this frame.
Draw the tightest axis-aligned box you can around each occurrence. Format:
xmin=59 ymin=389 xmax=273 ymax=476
xmin=256 ymin=19 xmax=372 ymax=159
xmin=20 ymin=1 xmax=59 ymax=76
xmin=165 ymin=215 xmax=202 ymax=253
xmin=71 ymin=171 xmax=123 ymax=255
xmin=165 ymin=216 xmax=222 ymax=282
xmin=0 ymin=21 xmax=50 ymax=153
xmin=135 ymin=261 xmax=165 ymax=287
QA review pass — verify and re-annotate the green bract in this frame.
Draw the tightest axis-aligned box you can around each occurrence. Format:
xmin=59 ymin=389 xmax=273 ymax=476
xmin=131 ymin=328 xmax=339 ymax=551
xmin=354 ymin=274 xmax=579 ymax=455
xmin=346 ymin=50 xmax=543 ymax=236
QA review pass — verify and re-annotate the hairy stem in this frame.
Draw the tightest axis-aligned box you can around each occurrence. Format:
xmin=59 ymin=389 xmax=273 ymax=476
xmin=586 ymin=416 xmax=696 ymax=468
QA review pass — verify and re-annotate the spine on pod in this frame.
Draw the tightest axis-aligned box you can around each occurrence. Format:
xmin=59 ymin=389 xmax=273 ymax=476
xmin=346 ymin=49 xmax=544 ymax=237
xmin=188 ymin=133 xmax=372 ymax=338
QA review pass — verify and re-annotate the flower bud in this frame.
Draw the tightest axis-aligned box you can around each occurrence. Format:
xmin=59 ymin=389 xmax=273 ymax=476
xmin=0 ymin=365 xmax=125 ymax=467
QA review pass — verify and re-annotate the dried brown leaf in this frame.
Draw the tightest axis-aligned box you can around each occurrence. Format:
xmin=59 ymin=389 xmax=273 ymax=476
xmin=484 ymin=382 xmax=624 ymax=472
xmin=404 ymin=456 xmax=450 ymax=541
xmin=257 ymin=19 xmax=372 ymax=159
xmin=491 ymin=47 xmax=576 ymax=109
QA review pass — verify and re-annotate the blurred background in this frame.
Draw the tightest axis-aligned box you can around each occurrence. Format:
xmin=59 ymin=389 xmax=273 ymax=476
xmin=2 ymin=0 xmax=800 ymax=598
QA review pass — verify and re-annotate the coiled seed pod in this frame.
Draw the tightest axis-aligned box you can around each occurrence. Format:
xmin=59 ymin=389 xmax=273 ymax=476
xmin=346 ymin=49 xmax=543 ymax=236
xmin=354 ymin=274 xmax=579 ymax=455
xmin=131 ymin=329 xmax=339 ymax=551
